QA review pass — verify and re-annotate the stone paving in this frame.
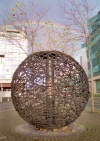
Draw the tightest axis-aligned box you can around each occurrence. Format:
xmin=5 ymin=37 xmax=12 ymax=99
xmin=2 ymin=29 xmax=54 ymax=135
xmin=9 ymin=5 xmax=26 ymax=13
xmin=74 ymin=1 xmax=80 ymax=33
xmin=0 ymin=107 xmax=100 ymax=141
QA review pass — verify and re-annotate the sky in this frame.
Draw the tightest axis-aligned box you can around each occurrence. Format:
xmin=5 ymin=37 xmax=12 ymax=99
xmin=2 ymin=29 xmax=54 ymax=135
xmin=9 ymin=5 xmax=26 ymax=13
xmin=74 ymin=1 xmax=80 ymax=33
xmin=0 ymin=0 xmax=100 ymax=62
xmin=0 ymin=0 xmax=99 ymax=25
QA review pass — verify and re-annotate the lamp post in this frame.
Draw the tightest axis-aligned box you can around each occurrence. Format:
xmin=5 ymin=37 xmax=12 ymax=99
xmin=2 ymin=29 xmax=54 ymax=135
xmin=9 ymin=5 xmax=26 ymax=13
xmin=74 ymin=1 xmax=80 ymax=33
xmin=0 ymin=54 xmax=5 ymax=103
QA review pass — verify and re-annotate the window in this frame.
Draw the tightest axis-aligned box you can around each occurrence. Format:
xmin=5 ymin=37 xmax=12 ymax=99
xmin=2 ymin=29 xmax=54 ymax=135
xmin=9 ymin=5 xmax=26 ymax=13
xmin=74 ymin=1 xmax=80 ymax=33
xmin=0 ymin=56 xmax=5 ymax=79
xmin=88 ymin=62 xmax=90 ymax=69
xmin=93 ymin=71 xmax=100 ymax=76
xmin=92 ymin=19 xmax=100 ymax=32
xmin=86 ymin=50 xmax=89 ymax=57
xmin=0 ymin=55 xmax=5 ymax=63
xmin=91 ymin=40 xmax=100 ymax=54
xmin=96 ymin=80 xmax=100 ymax=93
xmin=92 ymin=58 xmax=97 ymax=67
xmin=97 ymin=55 xmax=100 ymax=64
xmin=90 ymin=25 xmax=100 ymax=40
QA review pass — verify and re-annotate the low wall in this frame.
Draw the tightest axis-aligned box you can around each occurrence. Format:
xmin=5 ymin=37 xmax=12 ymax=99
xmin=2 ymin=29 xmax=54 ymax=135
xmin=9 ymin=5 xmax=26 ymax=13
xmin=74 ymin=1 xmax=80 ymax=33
xmin=0 ymin=91 xmax=11 ymax=97
xmin=0 ymin=91 xmax=11 ymax=102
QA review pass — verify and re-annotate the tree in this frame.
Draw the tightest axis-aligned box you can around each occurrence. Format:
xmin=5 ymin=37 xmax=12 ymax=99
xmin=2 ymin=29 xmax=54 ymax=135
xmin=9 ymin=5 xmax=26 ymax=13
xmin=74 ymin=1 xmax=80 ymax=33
xmin=1 ymin=1 xmax=49 ymax=55
xmin=1 ymin=1 xmax=78 ymax=57
xmin=38 ymin=21 xmax=77 ymax=56
xmin=59 ymin=0 xmax=99 ymax=112
xmin=0 ymin=0 xmax=78 ymax=57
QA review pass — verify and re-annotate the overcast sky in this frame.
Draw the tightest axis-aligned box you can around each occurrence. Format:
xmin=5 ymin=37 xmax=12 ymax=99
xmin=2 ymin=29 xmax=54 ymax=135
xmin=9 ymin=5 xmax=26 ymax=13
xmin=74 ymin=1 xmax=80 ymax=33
xmin=0 ymin=0 xmax=100 ymax=25
xmin=0 ymin=0 xmax=100 ymax=62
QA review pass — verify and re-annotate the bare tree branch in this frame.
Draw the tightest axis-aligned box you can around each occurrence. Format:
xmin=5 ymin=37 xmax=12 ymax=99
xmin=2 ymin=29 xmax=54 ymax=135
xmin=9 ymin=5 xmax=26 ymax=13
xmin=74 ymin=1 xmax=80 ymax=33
xmin=2 ymin=0 xmax=49 ymax=54
xmin=59 ymin=0 xmax=99 ymax=112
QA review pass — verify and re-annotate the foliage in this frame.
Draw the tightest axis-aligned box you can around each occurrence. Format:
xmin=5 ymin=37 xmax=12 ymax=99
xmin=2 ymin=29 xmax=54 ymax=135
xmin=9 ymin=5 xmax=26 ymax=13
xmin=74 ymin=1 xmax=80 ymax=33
xmin=94 ymin=94 xmax=100 ymax=97
xmin=36 ymin=21 xmax=77 ymax=56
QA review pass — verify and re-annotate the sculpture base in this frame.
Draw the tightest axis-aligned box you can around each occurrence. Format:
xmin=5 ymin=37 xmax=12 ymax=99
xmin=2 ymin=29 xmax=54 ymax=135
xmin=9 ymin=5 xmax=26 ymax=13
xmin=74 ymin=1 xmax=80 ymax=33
xmin=14 ymin=123 xmax=86 ymax=138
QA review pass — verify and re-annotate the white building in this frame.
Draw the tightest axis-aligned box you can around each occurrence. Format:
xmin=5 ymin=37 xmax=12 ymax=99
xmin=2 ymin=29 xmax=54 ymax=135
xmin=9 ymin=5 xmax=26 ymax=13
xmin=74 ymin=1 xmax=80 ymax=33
xmin=80 ymin=47 xmax=88 ymax=75
xmin=0 ymin=26 xmax=28 ymax=102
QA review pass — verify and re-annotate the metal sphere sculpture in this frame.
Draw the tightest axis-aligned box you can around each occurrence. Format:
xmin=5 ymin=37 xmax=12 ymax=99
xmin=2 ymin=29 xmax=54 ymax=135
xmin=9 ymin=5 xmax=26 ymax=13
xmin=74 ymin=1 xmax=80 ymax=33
xmin=11 ymin=51 xmax=89 ymax=130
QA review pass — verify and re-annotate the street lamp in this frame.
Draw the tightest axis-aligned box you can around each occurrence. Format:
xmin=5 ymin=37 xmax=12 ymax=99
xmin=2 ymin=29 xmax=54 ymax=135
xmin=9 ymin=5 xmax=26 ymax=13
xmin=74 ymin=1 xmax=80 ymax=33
xmin=0 ymin=54 xmax=5 ymax=103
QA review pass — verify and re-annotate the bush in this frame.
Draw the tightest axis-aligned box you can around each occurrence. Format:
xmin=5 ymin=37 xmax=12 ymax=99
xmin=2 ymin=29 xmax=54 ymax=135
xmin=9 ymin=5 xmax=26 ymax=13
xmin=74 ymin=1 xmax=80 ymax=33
xmin=94 ymin=94 xmax=100 ymax=97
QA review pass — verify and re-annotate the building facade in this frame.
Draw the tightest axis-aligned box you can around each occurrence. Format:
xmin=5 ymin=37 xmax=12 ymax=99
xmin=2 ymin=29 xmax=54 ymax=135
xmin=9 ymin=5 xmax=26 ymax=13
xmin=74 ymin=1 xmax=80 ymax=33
xmin=81 ymin=12 xmax=100 ymax=94
xmin=0 ymin=26 xmax=28 ymax=101
xmin=80 ymin=47 xmax=88 ymax=75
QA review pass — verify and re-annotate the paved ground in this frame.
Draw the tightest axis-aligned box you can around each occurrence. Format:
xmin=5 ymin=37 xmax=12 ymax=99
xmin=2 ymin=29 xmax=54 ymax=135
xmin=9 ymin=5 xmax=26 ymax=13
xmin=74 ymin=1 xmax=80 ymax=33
xmin=0 ymin=99 xmax=100 ymax=141
xmin=0 ymin=102 xmax=14 ymax=111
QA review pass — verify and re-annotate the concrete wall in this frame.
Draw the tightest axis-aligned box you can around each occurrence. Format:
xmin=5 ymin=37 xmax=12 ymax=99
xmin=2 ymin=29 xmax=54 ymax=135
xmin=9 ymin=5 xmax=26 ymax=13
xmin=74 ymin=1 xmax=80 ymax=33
xmin=0 ymin=91 xmax=11 ymax=102
xmin=80 ymin=48 xmax=88 ymax=75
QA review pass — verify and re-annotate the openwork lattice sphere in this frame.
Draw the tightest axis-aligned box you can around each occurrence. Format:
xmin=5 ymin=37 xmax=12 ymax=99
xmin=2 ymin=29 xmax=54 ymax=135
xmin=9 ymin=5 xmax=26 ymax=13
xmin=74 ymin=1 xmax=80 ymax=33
xmin=11 ymin=51 xmax=89 ymax=130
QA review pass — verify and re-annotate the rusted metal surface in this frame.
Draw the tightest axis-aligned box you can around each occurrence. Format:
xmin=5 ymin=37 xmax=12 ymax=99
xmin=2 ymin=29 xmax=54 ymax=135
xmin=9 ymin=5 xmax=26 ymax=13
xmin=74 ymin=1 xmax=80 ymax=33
xmin=11 ymin=51 xmax=89 ymax=130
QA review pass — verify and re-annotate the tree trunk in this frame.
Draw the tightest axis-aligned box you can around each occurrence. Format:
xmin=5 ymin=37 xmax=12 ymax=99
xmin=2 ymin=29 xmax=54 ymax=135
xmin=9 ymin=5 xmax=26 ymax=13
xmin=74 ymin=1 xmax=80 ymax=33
xmin=88 ymin=41 xmax=94 ymax=112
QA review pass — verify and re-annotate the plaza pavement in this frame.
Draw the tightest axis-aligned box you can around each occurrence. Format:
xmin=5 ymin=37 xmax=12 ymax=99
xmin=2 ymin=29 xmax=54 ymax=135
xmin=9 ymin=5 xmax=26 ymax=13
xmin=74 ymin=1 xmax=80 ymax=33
xmin=0 ymin=99 xmax=100 ymax=141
